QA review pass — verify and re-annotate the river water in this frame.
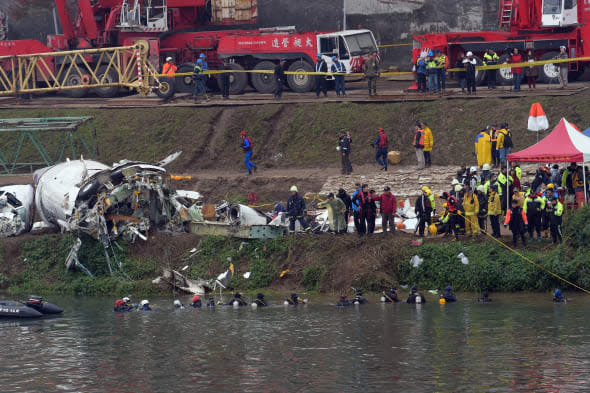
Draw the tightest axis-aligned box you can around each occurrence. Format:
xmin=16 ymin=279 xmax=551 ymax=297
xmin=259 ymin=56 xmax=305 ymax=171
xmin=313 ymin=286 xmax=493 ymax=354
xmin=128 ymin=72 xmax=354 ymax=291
xmin=0 ymin=293 xmax=589 ymax=392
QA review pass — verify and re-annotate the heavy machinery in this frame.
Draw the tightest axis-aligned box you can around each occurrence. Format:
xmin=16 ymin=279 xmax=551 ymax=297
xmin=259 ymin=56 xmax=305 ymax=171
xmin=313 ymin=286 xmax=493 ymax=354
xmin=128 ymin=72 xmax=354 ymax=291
xmin=412 ymin=0 xmax=590 ymax=85
xmin=0 ymin=0 xmax=379 ymax=98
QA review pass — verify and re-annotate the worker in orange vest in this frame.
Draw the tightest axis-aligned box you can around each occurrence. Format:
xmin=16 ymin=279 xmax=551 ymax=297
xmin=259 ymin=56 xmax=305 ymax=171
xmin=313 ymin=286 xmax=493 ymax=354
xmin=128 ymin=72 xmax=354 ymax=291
xmin=162 ymin=57 xmax=178 ymax=75
xmin=413 ymin=122 xmax=425 ymax=170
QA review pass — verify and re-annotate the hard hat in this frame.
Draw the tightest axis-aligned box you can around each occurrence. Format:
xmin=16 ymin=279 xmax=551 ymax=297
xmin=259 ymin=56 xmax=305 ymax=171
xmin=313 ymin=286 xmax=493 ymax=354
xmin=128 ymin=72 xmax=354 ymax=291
xmin=470 ymin=166 xmax=477 ymax=173
xmin=467 ymin=51 xmax=473 ymax=56
xmin=482 ymin=163 xmax=491 ymax=171
xmin=240 ymin=130 xmax=247 ymax=136
xmin=451 ymin=179 xmax=459 ymax=185
xmin=290 ymin=185 xmax=298 ymax=192
xmin=428 ymin=223 xmax=437 ymax=235
xmin=454 ymin=184 xmax=462 ymax=192
xmin=316 ymin=53 xmax=322 ymax=58
xmin=421 ymin=186 xmax=430 ymax=194
xmin=115 ymin=299 xmax=124 ymax=306
xmin=378 ymin=127 xmax=384 ymax=132
xmin=443 ymin=203 xmax=448 ymax=208
xmin=560 ymin=45 xmax=566 ymax=49
xmin=477 ymin=185 xmax=485 ymax=193
xmin=331 ymin=56 xmax=336 ymax=61
xmin=166 ymin=57 xmax=173 ymax=62
xmin=554 ymin=288 xmax=562 ymax=296
xmin=140 ymin=300 xmax=149 ymax=306
xmin=428 ymin=51 xmax=434 ymax=57
xmin=123 ymin=297 xmax=130 ymax=302
xmin=174 ymin=299 xmax=181 ymax=306
xmin=199 ymin=53 xmax=206 ymax=58
xmin=547 ymin=183 xmax=555 ymax=189
xmin=192 ymin=295 xmax=200 ymax=303
xmin=197 ymin=59 xmax=203 ymax=64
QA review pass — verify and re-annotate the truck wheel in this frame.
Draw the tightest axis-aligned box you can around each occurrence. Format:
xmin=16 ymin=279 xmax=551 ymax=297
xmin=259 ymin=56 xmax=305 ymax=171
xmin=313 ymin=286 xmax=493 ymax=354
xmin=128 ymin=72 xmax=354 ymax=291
xmin=251 ymin=61 xmax=277 ymax=94
xmin=287 ymin=61 xmax=314 ymax=92
xmin=473 ymin=56 xmax=485 ymax=86
xmin=95 ymin=65 xmax=119 ymax=98
xmin=496 ymin=54 xmax=513 ymax=86
xmin=155 ymin=77 xmax=175 ymax=99
xmin=539 ymin=51 xmax=560 ymax=84
xmin=174 ymin=64 xmax=195 ymax=93
xmin=216 ymin=63 xmax=247 ymax=94
xmin=62 ymin=70 xmax=89 ymax=98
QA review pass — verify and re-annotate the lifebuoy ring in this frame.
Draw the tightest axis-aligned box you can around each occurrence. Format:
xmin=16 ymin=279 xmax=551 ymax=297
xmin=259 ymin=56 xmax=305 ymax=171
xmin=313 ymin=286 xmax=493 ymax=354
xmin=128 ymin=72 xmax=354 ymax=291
xmin=81 ymin=74 xmax=90 ymax=85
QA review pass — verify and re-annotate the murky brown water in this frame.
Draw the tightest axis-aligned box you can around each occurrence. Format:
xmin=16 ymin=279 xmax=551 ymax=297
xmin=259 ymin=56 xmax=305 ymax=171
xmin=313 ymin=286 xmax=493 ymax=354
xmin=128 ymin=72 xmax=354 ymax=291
xmin=0 ymin=293 xmax=588 ymax=392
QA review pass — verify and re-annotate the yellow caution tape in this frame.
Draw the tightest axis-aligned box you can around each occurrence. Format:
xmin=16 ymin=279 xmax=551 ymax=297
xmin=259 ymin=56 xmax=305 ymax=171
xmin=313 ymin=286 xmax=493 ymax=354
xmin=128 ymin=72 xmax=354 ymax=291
xmin=379 ymin=43 xmax=413 ymax=48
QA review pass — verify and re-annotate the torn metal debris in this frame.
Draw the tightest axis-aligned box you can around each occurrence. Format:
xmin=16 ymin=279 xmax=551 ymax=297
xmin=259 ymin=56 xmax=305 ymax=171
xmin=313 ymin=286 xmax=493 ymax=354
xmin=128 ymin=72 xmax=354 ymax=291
xmin=0 ymin=185 xmax=34 ymax=237
xmin=152 ymin=268 xmax=214 ymax=295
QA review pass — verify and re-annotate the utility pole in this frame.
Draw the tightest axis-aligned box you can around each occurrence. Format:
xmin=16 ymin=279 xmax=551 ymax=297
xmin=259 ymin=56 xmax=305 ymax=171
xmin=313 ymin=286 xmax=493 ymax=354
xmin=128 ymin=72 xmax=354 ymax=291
xmin=343 ymin=0 xmax=346 ymax=30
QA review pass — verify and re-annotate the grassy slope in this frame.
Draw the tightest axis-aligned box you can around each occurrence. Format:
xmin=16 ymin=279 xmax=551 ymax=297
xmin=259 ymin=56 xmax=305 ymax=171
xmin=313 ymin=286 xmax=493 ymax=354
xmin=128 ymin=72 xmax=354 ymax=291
xmin=1 ymin=91 xmax=589 ymax=172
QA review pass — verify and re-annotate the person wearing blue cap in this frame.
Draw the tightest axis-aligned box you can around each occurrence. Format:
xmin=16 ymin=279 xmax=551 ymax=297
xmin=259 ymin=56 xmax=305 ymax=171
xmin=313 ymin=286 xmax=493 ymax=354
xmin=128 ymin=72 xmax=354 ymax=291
xmin=274 ymin=59 xmax=287 ymax=99
xmin=406 ymin=285 xmax=426 ymax=303
xmin=199 ymin=53 xmax=209 ymax=71
xmin=426 ymin=51 xmax=438 ymax=93
xmin=553 ymin=289 xmax=567 ymax=302
xmin=331 ymin=55 xmax=346 ymax=97
xmin=442 ymin=286 xmax=457 ymax=302
xmin=315 ymin=53 xmax=328 ymax=98
xmin=192 ymin=59 xmax=207 ymax=102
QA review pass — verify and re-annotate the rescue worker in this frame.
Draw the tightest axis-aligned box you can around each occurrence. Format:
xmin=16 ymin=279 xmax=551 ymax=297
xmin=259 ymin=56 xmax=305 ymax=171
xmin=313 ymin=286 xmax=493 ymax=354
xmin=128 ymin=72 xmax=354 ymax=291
xmin=162 ymin=57 xmax=178 ymax=75
xmin=524 ymin=191 xmax=544 ymax=242
xmin=423 ymin=122 xmax=433 ymax=168
xmin=415 ymin=186 xmax=433 ymax=237
xmin=553 ymin=289 xmax=567 ymax=303
xmin=353 ymin=184 xmax=371 ymax=236
xmin=285 ymin=293 xmax=304 ymax=305
xmin=481 ymin=163 xmax=492 ymax=183
xmin=207 ymin=297 xmax=215 ymax=308
xmin=351 ymin=183 xmax=362 ymax=234
xmin=252 ymin=293 xmax=268 ymax=307
xmin=442 ymin=191 xmax=460 ymax=240
xmin=337 ymin=188 xmax=352 ymax=232
xmin=483 ymin=49 xmax=499 ymax=89
xmin=331 ymin=55 xmax=346 ymax=97
xmin=338 ymin=130 xmax=352 ymax=175
xmin=436 ymin=203 xmax=451 ymax=234
xmin=426 ymin=51 xmax=438 ymax=93
xmin=139 ymin=300 xmax=152 ymax=311
xmin=477 ymin=291 xmax=492 ymax=302
xmin=442 ymin=286 xmax=457 ymax=302
xmin=488 ymin=184 xmax=502 ymax=238
xmin=571 ymin=166 xmax=586 ymax=207
xmin=407 ymin=285 xmax=426 ymax=304
xmin=504 ymin=199 xmax=528 ymax=247
xmin=191 ymin=295 xmax=202 ymax=308
xmin=541 ymin=184 xmax=556 ymax=238
xmin=192 ymin=59 xmax=207 ymax=103
xmin=315 ymin=53 xmax=328 ymax=97
xmin=274 ymin=59 xmax=286 ymax=99
xmin=474 ymin=128 xmax=492 ymax=167
xmin=416 ymin=55 xmax=427 ymax=93
xmin=489 ymin=124 xmax=499 ymax=167
xmin=413 ymin=123 xmax=425 ymax=170
xmin=371 ymin=127 xmax=389 ymax=171
xmin=455 ymin=53 xmax=467 ymax=93
xmin=122 ymin=296 xmax=133 ymax=309
xmin=287 ymin=186 xmax=310 ymax=233
xmin=435 ymin=49 xmax=448 ymax=92
xmin=557 ymin=46 xmax=569 ymax=88
xmin=337 ymin=295 xmax=352 ymax=307
xmin=549 ymin=198 xmax=564 ymax=244
xmin=199 ymin=53 xmax=209 ymax=72
xmin=363 ymin=52 xmax=379 ymax=96
xmin=525 ymin=50 xmax=538 ymax=89
xmin=463 ymin=187 xmax=480 ymax=236
xmin=240 ymin=130 xmax=257 ymax=175
xmin=114 ymin=299 xmax=127 ymax=312
xmin=318 ymin=192 xmax=347 ymax=233
xmin=375 ymin=186 xmax=397 ymax=235
xmin=463 ymin=51 xmax=477 ymax=95
xmin=497 ymin=166 xmax=513 ymax=214
xmin=508 ymin=48 xmax=523 ymax=92
xmin=366 ymin=189 xmax=378 ymax=234
xmin=476 ymin=185 xmax=488 ymax=233
xmin=227 ymin=293 xmax=247 ymax=306
xmin=219 ymin=58 xmax=231 ymax=99
xmin=381 ymin=287 xmax=400 ymax=303
xmin=352 ymin=290 xmax=368 ymax=305
xmin=173 ymin=300 xmax=184 ymax=309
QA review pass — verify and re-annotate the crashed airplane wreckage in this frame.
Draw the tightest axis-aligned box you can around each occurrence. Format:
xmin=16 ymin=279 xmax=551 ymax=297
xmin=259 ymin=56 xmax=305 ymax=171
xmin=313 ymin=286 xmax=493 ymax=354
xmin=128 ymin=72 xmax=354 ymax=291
xmin=0 ymin=185 xmax=35 ymax=237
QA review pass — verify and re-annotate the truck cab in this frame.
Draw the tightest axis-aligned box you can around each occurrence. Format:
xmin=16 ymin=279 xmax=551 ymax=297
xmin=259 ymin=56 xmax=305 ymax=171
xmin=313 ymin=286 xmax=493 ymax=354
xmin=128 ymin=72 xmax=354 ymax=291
xmin=541 ymin=0 xmax=578 ymax=27
xmin=317 ymin=30 xmax=379 ymax=73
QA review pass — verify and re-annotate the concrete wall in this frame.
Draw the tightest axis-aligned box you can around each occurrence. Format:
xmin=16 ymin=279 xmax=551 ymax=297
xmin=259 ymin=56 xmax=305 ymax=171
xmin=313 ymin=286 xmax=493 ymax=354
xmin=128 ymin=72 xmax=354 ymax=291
xmin=4 ymin=0 xmax=498 ymax=68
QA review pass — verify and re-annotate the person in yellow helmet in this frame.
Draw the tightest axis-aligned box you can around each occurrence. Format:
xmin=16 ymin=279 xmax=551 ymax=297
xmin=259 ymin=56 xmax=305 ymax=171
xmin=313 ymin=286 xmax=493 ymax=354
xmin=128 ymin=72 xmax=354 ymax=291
xmin=415 ymin=186 xmax=433 ymax=236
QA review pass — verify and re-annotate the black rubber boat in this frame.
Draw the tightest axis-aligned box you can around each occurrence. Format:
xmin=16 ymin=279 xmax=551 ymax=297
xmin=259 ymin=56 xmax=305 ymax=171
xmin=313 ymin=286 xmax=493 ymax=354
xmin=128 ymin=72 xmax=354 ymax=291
xmin=0 ymin=296 xmax=63 ymax=319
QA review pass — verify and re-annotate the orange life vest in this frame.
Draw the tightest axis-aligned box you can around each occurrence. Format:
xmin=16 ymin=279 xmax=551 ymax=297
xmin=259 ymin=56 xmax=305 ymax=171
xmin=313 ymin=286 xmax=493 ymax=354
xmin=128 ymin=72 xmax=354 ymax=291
xmin=162 ymin=62 xmax=178 ymax=75
xmin=413 ymin=129 xmax=425 ymax=147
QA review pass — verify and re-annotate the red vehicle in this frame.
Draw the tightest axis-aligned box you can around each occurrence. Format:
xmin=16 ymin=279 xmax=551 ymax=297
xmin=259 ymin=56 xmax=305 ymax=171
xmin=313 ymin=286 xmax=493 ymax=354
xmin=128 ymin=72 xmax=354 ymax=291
xmin=0 ymin=0 xmax=379 ymax=97
xmin=412 ymin=0 xmax=590 ymax=85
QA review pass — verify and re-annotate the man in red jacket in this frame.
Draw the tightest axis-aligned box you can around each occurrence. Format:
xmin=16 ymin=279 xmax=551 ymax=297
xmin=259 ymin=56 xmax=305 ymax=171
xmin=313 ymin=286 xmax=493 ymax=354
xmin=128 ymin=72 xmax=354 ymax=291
xmin=375 ymin=186 xmax=397 ymax=234
xmin=372 ymin=127 xmax=389 ymax=171
xmin=509 ymin=48 xmax=523 ymax=92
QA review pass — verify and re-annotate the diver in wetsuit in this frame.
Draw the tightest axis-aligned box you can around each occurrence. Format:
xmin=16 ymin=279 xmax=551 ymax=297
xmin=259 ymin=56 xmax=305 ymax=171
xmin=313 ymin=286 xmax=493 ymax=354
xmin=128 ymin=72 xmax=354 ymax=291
xmin=285 ymin=293 xmax=303 ymax=305
xmin=352 ymin=290 xmax=368 ymax=305
xmin=191 ymin=296 xmax=202 ymax=308
xmin=207 ymin=297 xmax=215 ymax=308
xmin=477 ymin=291 xmax=492 ymax=302
xmin=139 ymin=300 xmax=152 ymax=311
xmin=406 ymin=285 xmax=426 ymax=304
xmin=228 ymin=293 xmax=248 ymax=306
xmin=442 ymin=286 xmax=457 ymax=302
xmin=337 ymin=295 xmax=352 ymax=306
xmin=173 ymin=300 xmax=184 ymax=309
xmin=252 ymin=293 xmax=268 ymax=307
xmin=123 ymin=296 xmax=135 ymax=311
xmin=553 ymin=289 xmax=567 ymax=303
xmin=381 ymin=287 xmax=400 ymax=303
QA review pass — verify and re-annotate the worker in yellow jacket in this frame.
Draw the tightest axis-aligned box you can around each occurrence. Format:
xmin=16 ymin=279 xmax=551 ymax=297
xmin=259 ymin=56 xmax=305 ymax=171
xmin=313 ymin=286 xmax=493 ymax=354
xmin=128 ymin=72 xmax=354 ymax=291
xmin=487 ymin=184 xmax=502 ymax=237
xmin=423 ymin=122 xmax=433 ymax=167
xmin=474 ymin=127 xmax=492 ymax=166
xmin=462 ymin=187 xmax=480 ymax=235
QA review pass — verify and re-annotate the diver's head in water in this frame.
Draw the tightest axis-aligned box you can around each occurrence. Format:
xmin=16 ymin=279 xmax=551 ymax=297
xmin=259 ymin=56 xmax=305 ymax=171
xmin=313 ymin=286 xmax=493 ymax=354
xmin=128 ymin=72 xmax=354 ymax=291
xmin=257 ymin=293 xmax=265 ymax=300
xmin=411 ymin=285 xmax=417 ymax=294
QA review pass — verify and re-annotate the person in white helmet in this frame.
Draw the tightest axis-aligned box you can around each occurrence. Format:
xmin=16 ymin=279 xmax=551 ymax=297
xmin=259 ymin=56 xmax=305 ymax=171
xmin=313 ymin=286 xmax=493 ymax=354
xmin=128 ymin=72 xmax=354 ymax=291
xmin=162 ymin=57 xmax=177 ymax=75
xmin=287 ymin=186 xmax=310 ymax=233
xmin=557 ymin=45 xmax=569 ymax=88
xmin=463 ymin=51 xmax=477 ymax=95
xmin=139 ymin=300 xmax=152 ymax=311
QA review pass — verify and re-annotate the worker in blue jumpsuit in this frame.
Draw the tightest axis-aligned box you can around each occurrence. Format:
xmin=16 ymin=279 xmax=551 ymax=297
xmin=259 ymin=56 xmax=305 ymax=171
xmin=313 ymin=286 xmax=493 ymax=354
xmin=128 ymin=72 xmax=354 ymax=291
xmin=240 ymin=130 xmax=257 ymax=175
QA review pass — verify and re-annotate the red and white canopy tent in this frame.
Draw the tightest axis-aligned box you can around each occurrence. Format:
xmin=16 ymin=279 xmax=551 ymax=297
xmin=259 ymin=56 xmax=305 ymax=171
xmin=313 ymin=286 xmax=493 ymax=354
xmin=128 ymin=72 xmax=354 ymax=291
xmin=507 ymin=118 xmax=590 ymax=209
